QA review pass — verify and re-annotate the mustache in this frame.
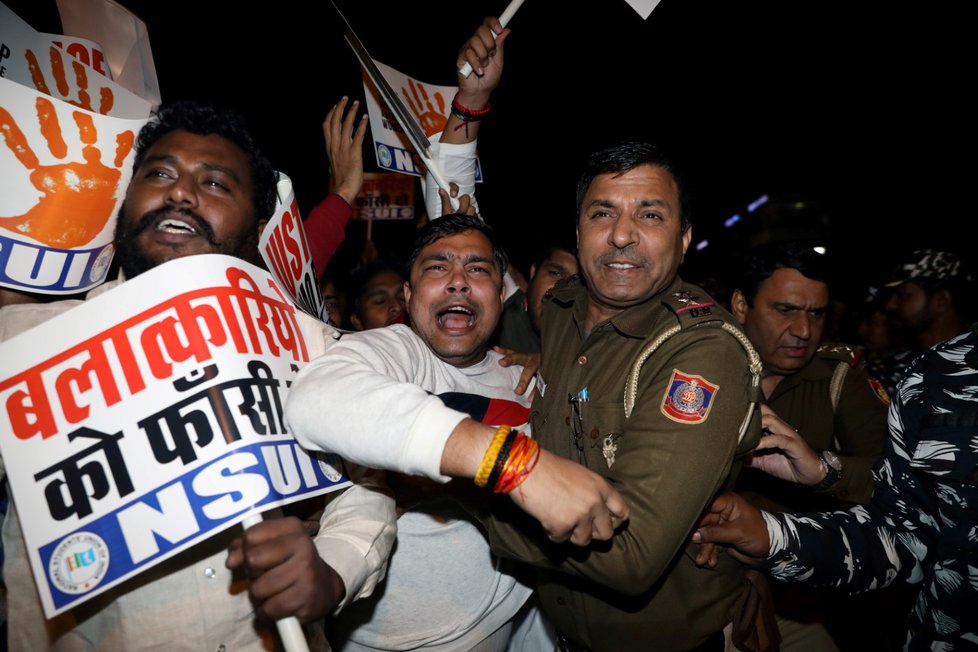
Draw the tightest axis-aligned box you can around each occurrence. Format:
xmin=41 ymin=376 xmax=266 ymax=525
xmin=595 ymin=249 xmax=650 ymax=267
xmin=123 ymin=206 xmax=217 ymax=245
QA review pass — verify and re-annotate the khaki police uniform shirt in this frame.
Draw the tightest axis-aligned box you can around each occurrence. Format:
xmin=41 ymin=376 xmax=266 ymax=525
xmin=481 ymin=276 xmax=762 ymax=652
xmin=737 ymin=345 xmax=889 ymax=513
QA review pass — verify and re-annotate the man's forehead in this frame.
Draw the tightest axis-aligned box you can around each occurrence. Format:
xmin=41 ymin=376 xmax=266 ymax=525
xmin=758 ymin=268 xmax=829 ymax=304
xmin=546 ymin=248 xmax=578 ymax=269
xmin=582 ymin=165 xmax=679 ymax=208
xmin=142 ymin=130 xmax=250 ymax=177
xmin=417 ymin=230 xmax=496 ymax=262
xmin=598 ymin=164 xmax=676 ymax=188
xmin=893 ymin=281 xmax=924 ymax=295
xmin=763 ymin=267 xmax=828 ymax=290
xmin=364 ymin=272 xmax=404 ymax=291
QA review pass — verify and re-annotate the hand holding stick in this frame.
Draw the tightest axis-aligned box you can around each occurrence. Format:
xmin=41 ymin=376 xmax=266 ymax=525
xmin=457 ymin=0 xmax=525 ymax=77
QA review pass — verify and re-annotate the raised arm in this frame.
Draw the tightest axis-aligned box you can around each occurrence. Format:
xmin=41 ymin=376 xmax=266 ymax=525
xmin=305 ymin=97 xmax=368 ymax=276
xmin=443 ymin=16 xmax=508 ymax=146
xmin=323 ymin=96 xmax=367 ymax=205
xmin=423 ymin=16 xmax=509 ymax=221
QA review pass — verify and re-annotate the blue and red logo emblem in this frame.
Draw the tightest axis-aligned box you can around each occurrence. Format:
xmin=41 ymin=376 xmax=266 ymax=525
xmin=661 ymin=369 xmax=719 ymax=424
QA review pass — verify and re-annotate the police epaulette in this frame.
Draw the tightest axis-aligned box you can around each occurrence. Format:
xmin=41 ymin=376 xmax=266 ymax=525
xmin=546 ymin=275 xmax=581 ymax=306
xmin=625 ymin=293 xmax=763 ymax=448
xmin=663 ymin=290 xmax=722 ymax=329
xmin=816 ymin=342 xmax=859 ymax=366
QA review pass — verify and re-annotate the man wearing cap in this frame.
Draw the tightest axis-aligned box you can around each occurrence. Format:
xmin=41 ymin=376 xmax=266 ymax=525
xmin=884 ymin=249 xmax=977 ymax=354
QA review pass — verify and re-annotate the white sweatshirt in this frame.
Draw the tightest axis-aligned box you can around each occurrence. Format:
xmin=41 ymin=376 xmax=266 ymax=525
xmin=285 ymin=325 xmax=535 ymax=650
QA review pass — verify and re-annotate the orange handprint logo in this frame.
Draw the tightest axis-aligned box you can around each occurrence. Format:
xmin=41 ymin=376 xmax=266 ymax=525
xmin=0 ymin=96 xmax=135 ymax=248
xmin=26 ymin=45 xmax=114 ymax=115
xmin=402 ymin=80 xmax=447 ymax=138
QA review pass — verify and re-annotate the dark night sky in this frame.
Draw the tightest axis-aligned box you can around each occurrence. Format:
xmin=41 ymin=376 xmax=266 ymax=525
xmin=7 ymin=0 xmax=972 ymax=300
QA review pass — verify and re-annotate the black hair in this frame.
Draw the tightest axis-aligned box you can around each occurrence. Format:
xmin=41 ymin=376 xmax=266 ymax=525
xmin=406 ymin=213 xmax=508 ymax=277
xmin=737 ymin=241 xmax=831 ymax=306
xmin=132 ymin=100 xmax=278 ymax=224
xmin=574 ymin=141 xmax=690 ymax=232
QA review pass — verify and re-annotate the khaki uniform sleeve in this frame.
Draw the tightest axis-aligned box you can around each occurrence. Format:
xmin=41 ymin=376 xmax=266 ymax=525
xmin=823 ymin=365 xmax=889 ymax=503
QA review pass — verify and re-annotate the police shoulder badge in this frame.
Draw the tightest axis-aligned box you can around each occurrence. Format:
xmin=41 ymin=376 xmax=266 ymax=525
xmin=661 ymin=369 xmax=719 ymax=424
xmin=868 ymin=378 xmax=890 ymax=405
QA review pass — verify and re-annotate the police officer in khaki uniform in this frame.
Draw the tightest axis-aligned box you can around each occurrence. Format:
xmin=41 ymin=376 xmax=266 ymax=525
xmin=729 ymin=241 xmax=890 ymax=651
xmin=477 ymin=142 xmax=764 ymax=651
xmin=731 ymin=242 xmax=888 ymax=513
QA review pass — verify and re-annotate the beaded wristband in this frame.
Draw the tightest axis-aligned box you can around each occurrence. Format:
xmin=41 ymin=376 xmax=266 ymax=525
xmin=475 ymin=425 xmax=511 ymax=488
xmin=451 ymin=94 xmax=491 ymax=118
xmin=485 ymin=427 xmax=520 ymax=491
xmin=451 ymin=94 xmax=490 ymax=137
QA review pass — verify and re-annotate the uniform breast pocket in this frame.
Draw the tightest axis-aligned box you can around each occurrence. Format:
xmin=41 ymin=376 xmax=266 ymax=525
xmin=909 ymin=427 xmax=978 ymax=487
xmin=578 ymin=403 xmax=627 ymax=471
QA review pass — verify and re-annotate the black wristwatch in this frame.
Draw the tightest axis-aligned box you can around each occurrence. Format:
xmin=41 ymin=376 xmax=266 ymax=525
xmin=811 ymin=449 xmax=843 ymax=491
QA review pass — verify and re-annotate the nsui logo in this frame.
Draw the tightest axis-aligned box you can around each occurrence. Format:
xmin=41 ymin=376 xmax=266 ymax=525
xmin=377 ymin=144 xmax=393 ymax=168
xmin=90 ymin=244 xmax=115 ymax=283
xmin=49 ymin=532 xmax=110 ymax=594
xmin=318 ymin=452 xmax=344 ymax=482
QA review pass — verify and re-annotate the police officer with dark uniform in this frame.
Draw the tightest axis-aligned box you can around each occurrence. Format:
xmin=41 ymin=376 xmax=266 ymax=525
xmin=729 ymin=241 xmax=890 ymax=651
xmin=478 ymin=142 xmax=764 ymax=651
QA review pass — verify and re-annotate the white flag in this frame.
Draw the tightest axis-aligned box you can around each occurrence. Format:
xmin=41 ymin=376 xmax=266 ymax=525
xmin=55 ymin=0 xmax=162 ymax=105
xmin=624 ymin=0 xmax=663 ymax=20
